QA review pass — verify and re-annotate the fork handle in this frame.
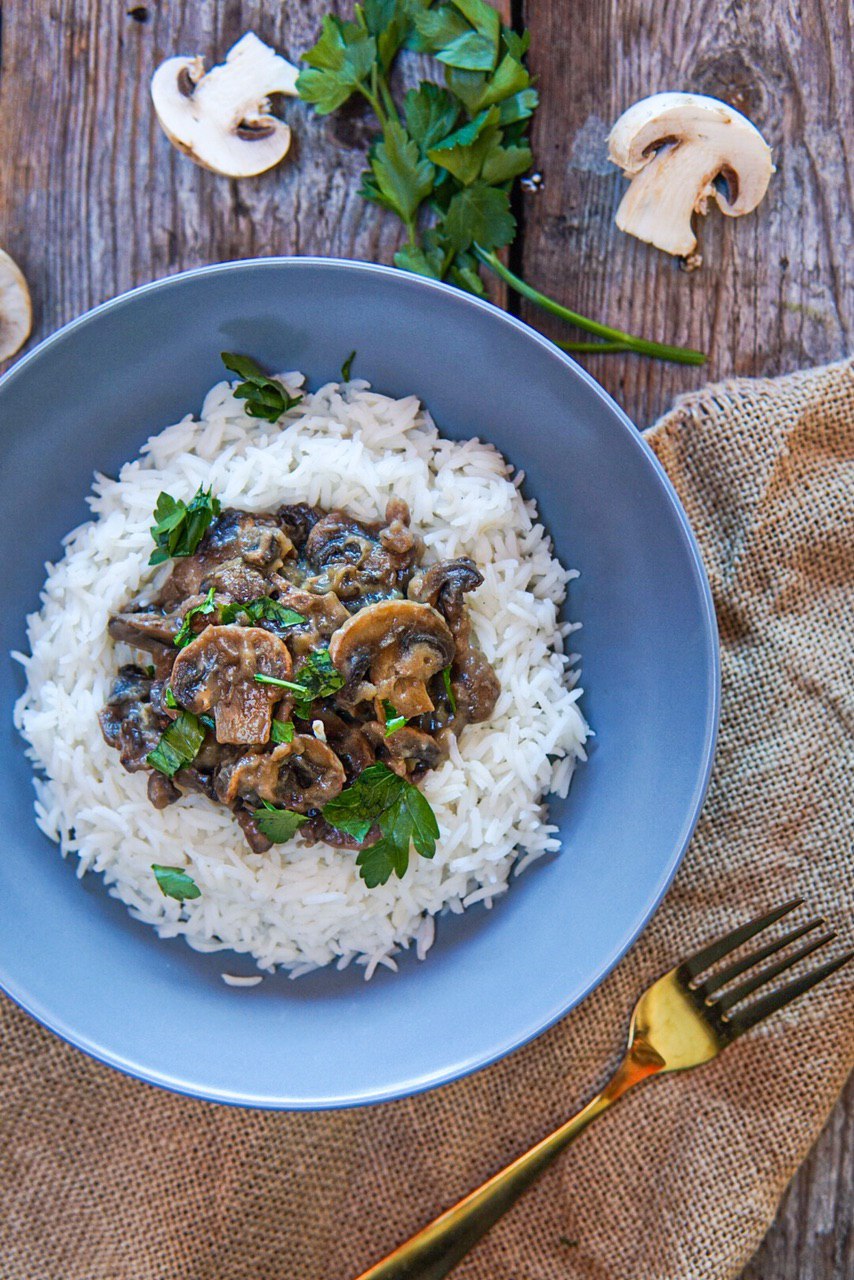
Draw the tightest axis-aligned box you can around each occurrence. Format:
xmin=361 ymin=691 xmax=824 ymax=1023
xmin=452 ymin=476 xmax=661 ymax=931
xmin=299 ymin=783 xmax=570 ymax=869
xmin=353 ymin=1053 xmax=658 ymax=1280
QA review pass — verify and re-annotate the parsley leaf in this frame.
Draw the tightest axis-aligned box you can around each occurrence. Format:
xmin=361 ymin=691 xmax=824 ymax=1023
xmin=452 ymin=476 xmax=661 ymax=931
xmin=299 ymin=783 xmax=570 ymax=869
xmin=364 ymin=118 xmax=435 ymax=230
xmin=221 ymin=352 xmax=303 ymax=423
xmin=404 ymin=83 xmax=460 ymax=154
xmin=442 ymin=665 xmax=457 ymax=713
xmin=255 ymin=649 xmax=345 ymax=718
xmin=436 ymin=30 xmax=496 ymax=71
xmin=444 ymin=182 xmax=515 ymax=252
xmin=152 ymin=864 xmax=201 ymax=902
xmin=341 ymin=349 xmax=356 ymax=381
xmin=165 ymin=686 xmax=178 ymax=709
xmin=451 ymin=0 xmax=501 ymax=44
xmin=220 ymin=597 xmax=306 ymax=629
xmin=383 ymin=700 xmax=408 ymax=737
xmin=270 ymin=718 xmax=295 ymax=745
xmin=428 ymin=106 xmax=501 ymax=186
xmin=254 ymin=800 xmax=308 ymax=844
xmin=410 ymin=6 xmax=470 ymax=54
xmin=147 ymin=711 xmax=207 ymax=777
xmin=174 ymin=587 xmax=217 ymax=649
xmin=321 ymin=762 xmax=439 ymax=887
xmin=149 ymin=486 xmax=221 ymax=566
xmin=297 ymin=15 xmax=377 ymax=114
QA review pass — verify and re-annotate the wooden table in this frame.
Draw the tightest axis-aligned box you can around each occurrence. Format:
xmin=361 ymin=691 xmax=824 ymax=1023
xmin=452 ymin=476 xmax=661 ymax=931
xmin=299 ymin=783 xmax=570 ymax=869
xmin=0 ymin=2 xmax=850 ymax=1275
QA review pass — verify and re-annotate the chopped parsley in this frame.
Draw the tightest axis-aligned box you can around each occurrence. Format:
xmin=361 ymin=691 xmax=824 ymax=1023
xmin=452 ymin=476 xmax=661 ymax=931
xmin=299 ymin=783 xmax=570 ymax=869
xmin=341 ymin=349 xmax=356 ymax=381
xmin=149 ymin=486 xmax=221 ymax=566
xmin=152 ymin=864 xmax=201 ymax=902
xmin=383 ymin=699 xmax=407 ymax=737
xmin=174 ymin=587 xmax=217 ymax=648
xmin=254 ymin=799 xmax=308 ymax=843
xmin=442 ymin=665 xmax=457 ymax=714
xmin=221 ymin=352 xmax=304 ymax=422
xmin=146 ymin=711 xmax=206 ymax=777
xmin=255 ymin=649 xmax=345 ymax=718
xmin=270 ymin=718 xmax=295 ymax=744
xmin=164 ymin=686 xmax=178 ymax=709
xmin=220 ymin=597 xmax=306 ymax=629
xmin=321 ymin=762 xmax=439 ymax=887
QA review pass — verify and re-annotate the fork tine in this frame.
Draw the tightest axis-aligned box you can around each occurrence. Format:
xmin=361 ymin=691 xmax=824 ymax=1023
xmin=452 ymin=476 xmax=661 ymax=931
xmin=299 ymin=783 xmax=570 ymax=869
xmin=682 ymin=899 xmax=803 ymax=980
xmin=700 ymin=917 xmax=826 ymax=997
xmin=714 ymin=930 xmax=836 ymax=1013
xmin=725 ymin=950 xmax=854 ymax=1038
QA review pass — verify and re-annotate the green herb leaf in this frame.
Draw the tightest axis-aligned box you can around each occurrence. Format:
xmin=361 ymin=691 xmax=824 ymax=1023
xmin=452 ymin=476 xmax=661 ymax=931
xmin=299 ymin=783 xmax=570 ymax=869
xmin=220 ymin=597 xmax=306 ymax=629
xmin=152 ymin=864 xmax=201 ymax=902
xmin=366 ymin=118 xmax=435 ymax=228
xmin=341 ymin=349 xmax=356 ymax=381
xmin=165 ymin=686 xmax=178 ymax=709
xmin=255 ymin=648 xmax=345 ymax=717
xmin=174 ymin=587 xmax=217 ymax=648
xmin=428 ymin=106 xmax=500 ymax=186
xmin=443 ymin=181 xmax=515 ymax=251
xmin=254 ymin=801 xmax=308 ymax=844
xmin=270 ymin=718 xmax=296 ymax=745
xmin=147 ymin=711 xmax=206 ymax=778
xmin=502 ymin=26 xmax=530 ymax=60
xmin=149 ymin=486 xmax=221 ymax=566
xmin=383 ymin=700 xmax=408 ymax=737
xmin=497 ymin=87 xmax=539 ymax=125
xmin=404 ymin=83 xmax=461 ymax=154
xmin=477 ymin=53 xmax=531 ymax=109
xmin=410 ymin=6 xmax=470 ymax=53
xmin=362 ymin=0 xmax=413 ymax=70
xmin=481 ymin=141 xmax=533 ymax=185
xmin=451 ymin=0 xmax=500 ymax=44
xmin=442 ymin=665 xmax=457 ymax=714
xmin=222 ymin=352 xmax=303 ymax=423
xmin=436 ymin=30 xmax=496 ymax=71
xmin=297 ymin=15 xmax=378 ymax=114
xmin=322 ymin=762 xmax=439 ymax=887
xmin=394 ymin=244 xmax=443 ymax=279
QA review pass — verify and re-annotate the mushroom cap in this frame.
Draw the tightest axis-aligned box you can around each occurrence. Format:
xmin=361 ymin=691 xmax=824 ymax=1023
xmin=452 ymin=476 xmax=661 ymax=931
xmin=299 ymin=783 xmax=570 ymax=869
xmin=216 ymin=737 xmax=346 ymax=811
xmin=171 ymin=624 xmax=292 ymax=745
xmin=607 ymin=92 xmax=774 ymax=256
xmin=329 ymin=600 xmax=455 ymax=718
xmin=151 ymin=32 xmax=298 ymax=178
xmin=0 ymin=248 xmax=32 ymax=362
xmin=408 ymin=557 xmax=483 ymax=631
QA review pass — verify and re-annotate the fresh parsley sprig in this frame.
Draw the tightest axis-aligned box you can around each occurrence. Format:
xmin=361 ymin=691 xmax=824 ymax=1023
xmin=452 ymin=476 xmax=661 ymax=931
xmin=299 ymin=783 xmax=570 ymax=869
xmin=152 ymin=864 xmax=201 ymax=902
xmin=147 ymin=711 xmax=207 ymax=777
xmin=220 ymin=597 xmax=306 ymax=629
xmin=321 ymin=761 xmax=439 ymax=887
xmin=221 ymin=352 xmax=304 ymax=422
xmin=297 ymin=3 xmax=705 ymax=365
xmin=255 ymin=648 xmax=345 ymax=718
xmin=254 ymin=799 xmax=308 ymax=843
xmin=149 ymin=486 xmax=221 ymax=566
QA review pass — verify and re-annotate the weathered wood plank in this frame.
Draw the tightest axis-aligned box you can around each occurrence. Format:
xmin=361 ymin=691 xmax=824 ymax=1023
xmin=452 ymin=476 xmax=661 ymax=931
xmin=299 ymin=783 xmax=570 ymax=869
xmin=519 ymin=0 xmax=852 ymax=426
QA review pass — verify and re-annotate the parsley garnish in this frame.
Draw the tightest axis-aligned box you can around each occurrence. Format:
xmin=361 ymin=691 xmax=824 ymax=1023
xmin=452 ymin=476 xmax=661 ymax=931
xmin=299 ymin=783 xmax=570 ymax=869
xmin=296 ymin=4 xmax=705 ymax=365
xmin=254 ymin=800 xmax=308 ymax=843
xmin=442 ymin=665 xmax=457 ymax=714
xmin=221 ymin=352 xmax=304 ymax=422
xmin=322 ymin=762 xmax=439 ymax=887
xmin=165 ymin=686 xmax=178 ymax=709
xmin=341 ymin=349 xmax=356 ymax=381
xmin=270 ymin=718 xmax=296 ymax=744
xmin=255 ymin=649 xmax=345 ymax=718
xmin=152 ymin=864 xmax=201 ymax=901
xmin=174 ymin=587 xmax=217 ymax=648
xmin=383 ymin=699 xmax=407 ymax=737
xmin=220 ymin=597 xmax=306 ymax=629
xmin=146 ymin=711 xmax=206 ymax=777
xmin=149 ymin=486 xmax=221 ymax=566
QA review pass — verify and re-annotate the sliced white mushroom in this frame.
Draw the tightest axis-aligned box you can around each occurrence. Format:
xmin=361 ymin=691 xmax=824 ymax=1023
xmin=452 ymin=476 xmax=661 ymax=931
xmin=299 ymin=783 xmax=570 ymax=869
xmin=151 ymin=31 xmax=299 ymax=178
xmin=607 ymin=92 xmax=774 ymax=257
xmin=0 ymin=248 xmax=32 ymax=361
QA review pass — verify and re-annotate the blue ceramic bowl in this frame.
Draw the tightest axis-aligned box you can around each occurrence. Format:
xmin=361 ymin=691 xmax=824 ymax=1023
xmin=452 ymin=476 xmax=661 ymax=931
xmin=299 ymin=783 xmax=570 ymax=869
xmin=0 ymin=258 xmax=719 ymax=1108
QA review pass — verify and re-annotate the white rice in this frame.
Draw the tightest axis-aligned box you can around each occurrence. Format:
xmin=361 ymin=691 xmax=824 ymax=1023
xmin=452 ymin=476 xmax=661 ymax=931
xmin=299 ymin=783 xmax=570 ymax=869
xmin=13 ymin=373 xmax=589 ymax=977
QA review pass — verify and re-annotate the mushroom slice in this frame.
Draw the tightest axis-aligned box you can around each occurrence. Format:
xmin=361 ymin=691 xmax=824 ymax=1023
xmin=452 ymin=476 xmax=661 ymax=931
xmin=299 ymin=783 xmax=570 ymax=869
xmin=0 ymin=248 xmax=32 ymax=361
xmin=216 ymin=738 xmax=346 ymax=811
xmin=363 ymin=723 xmax=445 ymax=778
xmin=408 ymin=557 xmax=483 ymax=632
xmin=329 ymin=600 xmax=455 ymax=719
xmin=607 ymin=92 xmax=773 ymax=257
xmin=151 ymin=32 xmax=298 ymax=178
xmin=170 ymin=624 xmax=292 ymax=745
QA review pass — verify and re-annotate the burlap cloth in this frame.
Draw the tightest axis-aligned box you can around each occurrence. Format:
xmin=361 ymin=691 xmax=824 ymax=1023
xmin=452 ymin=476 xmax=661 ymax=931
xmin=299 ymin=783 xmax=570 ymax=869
xmin=2 ymin=359 xmax=852 ymax=1280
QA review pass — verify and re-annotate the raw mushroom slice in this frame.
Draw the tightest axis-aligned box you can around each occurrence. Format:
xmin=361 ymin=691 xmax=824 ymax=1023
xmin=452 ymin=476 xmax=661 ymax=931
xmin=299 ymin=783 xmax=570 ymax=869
xmin=151 ymin=31 xmax=299 ymax=178
xmin=0 ymin=248 xmax=32 ymax=361
xmin=607 ymin=92 xmax=774 ymax=258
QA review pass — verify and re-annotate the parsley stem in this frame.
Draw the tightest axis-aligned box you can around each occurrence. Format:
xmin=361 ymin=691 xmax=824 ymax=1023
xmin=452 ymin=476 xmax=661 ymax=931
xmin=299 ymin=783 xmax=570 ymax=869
xmin=555 ymin=340 xmax=634 ymax=354
xmin=358 ymin=79 xmax=387 ymax=129
xmin=376 ymin=68 xmax=399 ymax=124
xmin=474 ymin=248 xmax=707 ymax=366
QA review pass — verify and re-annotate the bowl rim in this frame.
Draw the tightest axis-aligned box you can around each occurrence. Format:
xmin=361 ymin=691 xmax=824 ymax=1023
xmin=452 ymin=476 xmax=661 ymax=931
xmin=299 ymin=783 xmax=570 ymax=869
xmin=0 ymin=255 xmax=721 ymax=1107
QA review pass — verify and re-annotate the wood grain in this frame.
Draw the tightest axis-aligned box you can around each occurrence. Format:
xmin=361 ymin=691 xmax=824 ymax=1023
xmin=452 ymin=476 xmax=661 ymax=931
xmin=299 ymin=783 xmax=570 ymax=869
xmin=0 ymin=2 xmax=850 ymax=1276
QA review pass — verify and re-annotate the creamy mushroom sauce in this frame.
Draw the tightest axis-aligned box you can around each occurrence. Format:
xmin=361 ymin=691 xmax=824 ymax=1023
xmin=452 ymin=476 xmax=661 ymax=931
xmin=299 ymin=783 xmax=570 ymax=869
xmin=99 ymin=500 xmax=500 ymax=853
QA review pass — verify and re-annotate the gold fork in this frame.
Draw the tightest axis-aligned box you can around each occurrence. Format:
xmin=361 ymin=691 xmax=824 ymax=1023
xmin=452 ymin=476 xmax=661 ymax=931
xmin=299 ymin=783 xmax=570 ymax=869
xmin=355 ymin=899 xmax=852 ymax=1280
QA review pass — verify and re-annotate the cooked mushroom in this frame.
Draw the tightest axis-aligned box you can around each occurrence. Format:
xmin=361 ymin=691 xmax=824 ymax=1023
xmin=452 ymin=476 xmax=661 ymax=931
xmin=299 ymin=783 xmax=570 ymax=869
xmin=108 ymin=606 xmax=185 ymax=652
xmin=607 ymin=92 xmax=773 ymax=258
xmin=265 ymin=582 xmax=351 ymax=656
xmin=275 ymin=503 xmax=321 ymax=549
xmin=308 ymin=707 xmax=375 ymax=778
xmin=216 ymin=738 xmax=346 ymax=811
xmin=151 ymin=32 xmax=298 ymax=178
xmin=170 ymin=624 xmax=292 ymax=745
xmin=0 ymin=248 xmax=32 ymax=362
xmin=363 ymin=723 xmax=444 ymax=778
xmin=98 ymin=665 xmax=166 ymax=771
xmin=408 ymin=557 xmax=483 ymax=632
xmin=329 ymin=600 xmax=455 ymax=719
